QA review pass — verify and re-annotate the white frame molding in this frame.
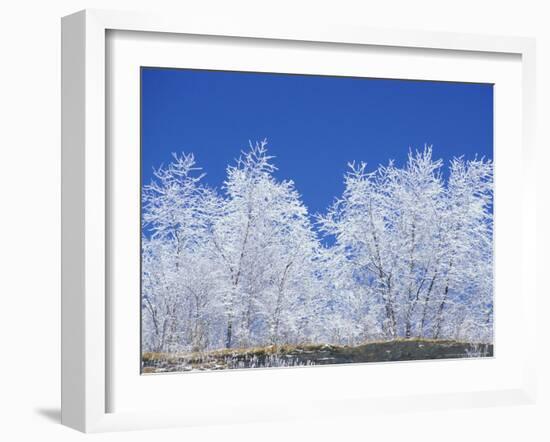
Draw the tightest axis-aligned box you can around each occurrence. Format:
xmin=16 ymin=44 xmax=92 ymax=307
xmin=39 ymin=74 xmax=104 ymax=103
xmin=61 ymin=9 xmax=537 ymax=433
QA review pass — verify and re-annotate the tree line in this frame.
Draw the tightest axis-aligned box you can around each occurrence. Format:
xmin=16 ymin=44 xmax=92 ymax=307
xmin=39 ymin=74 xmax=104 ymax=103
xmin=141 ymin=141 xmax=493 ymax=353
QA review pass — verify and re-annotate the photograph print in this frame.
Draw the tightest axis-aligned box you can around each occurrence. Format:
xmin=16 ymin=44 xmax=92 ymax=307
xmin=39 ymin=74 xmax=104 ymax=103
xmin=140 ymin=68 xmax=494 ymax=374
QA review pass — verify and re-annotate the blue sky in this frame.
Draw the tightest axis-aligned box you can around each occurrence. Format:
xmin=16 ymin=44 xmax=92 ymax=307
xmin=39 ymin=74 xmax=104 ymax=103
xmin=141 ymin=68 xmax=493 ymax=217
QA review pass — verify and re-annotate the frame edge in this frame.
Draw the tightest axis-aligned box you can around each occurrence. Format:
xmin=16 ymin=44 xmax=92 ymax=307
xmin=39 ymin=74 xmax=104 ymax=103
xmin=61 ymin=9 xmax=86 ymax=432
xmin=61 ymin=9 xmax=108 ymax=433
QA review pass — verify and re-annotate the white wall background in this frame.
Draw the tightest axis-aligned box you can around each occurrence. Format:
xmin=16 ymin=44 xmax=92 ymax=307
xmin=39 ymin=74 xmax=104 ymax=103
xmin=0 ymin=1 xmax=547 ymax=440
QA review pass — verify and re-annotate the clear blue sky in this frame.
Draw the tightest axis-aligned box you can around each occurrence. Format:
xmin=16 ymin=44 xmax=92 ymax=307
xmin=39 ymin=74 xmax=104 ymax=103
xmin=141 ymin=67 xmax=493 ymax=217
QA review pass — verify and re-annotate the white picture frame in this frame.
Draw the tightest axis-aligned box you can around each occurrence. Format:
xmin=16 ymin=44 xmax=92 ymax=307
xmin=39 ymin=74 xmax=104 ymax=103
xmin=61 ymin=9 xmax=537 ymax=433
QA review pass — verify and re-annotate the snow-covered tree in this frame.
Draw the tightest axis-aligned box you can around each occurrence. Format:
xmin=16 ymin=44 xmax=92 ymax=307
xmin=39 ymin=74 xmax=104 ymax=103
xmin=141 ymin=153 xmax=224 ymax=352
xmin=210 ymin=140 xmax=323 ymax=348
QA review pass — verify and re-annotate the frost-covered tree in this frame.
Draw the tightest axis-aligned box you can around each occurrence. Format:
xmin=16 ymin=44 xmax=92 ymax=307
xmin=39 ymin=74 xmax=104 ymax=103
xmin=141 ymin=153 xmax=224 ymax=352
xmin=428 ymin=156 xmax=493 ymax=341
xmin=210 ymin=141 xmax=323 ymax=348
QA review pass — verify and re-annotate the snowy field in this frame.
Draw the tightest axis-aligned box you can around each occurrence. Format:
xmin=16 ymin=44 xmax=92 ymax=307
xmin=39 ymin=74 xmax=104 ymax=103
xmin=142 ymin=339 xmax=493 ymax=373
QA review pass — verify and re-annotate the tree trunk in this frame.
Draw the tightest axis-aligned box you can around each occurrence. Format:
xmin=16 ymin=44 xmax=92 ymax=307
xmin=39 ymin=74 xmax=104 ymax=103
xmin=420 ymin=271 xmax=438 ymax=337
xmin=433 ymin=284 xmax=450 ymax=339
xmin=225 ymin=321 xmax=233 ymax=349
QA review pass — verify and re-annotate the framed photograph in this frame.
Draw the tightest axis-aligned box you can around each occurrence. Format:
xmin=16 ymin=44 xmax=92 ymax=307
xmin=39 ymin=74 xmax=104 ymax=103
xmin=139 ymin=68 xmax=496 ymax=373
xmin=61 ymin=9 xmax=537 ymax=432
